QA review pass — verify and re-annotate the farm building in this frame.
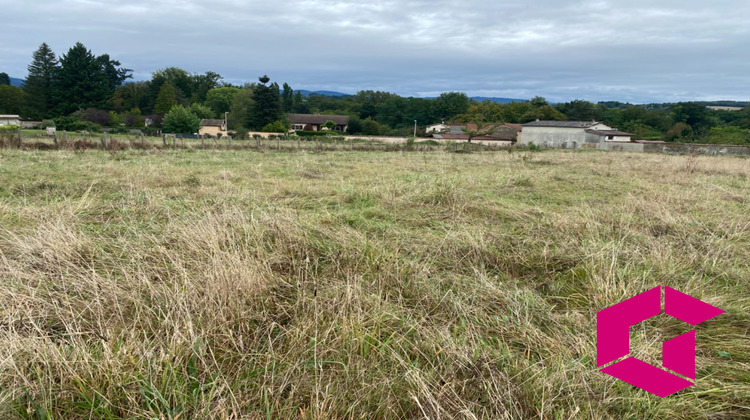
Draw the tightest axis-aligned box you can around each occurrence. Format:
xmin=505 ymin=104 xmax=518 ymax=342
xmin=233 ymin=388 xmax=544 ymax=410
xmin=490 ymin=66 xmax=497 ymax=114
xmin=288 ymin=113 xmax=349 ymax=132
xmin=520 ymin=120 xmax=632 ymax=149
xmin=0 ymin=114 xmax=20 ymax=126
xmin=199 ymin=119 xmax=227 ymax=137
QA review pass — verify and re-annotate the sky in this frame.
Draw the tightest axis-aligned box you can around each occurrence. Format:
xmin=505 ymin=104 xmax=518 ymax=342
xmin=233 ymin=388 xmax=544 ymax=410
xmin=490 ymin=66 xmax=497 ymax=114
xmin=2 ymin=0 xmax=750 ymax=104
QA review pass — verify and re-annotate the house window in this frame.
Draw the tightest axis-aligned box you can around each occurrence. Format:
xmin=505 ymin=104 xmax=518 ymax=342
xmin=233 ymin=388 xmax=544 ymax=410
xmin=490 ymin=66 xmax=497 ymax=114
xmin=607 ymin=135 xmax=614 ymax=140
xmin=294 ymin=124 xmax=304 ymax=130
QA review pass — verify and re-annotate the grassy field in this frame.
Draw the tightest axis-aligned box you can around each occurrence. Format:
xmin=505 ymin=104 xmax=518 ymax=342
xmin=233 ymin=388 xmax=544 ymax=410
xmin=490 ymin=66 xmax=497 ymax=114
xmin=0 ymin=147 xmax=748 ymax=419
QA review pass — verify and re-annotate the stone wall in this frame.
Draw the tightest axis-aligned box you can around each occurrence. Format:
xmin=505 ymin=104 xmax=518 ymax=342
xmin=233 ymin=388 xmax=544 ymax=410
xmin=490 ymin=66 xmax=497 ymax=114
xmin=643 ymin=143 xmax=750 ymax=156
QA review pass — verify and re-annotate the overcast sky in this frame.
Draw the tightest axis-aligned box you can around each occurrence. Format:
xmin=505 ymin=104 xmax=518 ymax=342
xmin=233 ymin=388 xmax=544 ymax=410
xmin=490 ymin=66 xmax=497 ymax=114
xmin=2 ymin=0 xmax=749 ymax=103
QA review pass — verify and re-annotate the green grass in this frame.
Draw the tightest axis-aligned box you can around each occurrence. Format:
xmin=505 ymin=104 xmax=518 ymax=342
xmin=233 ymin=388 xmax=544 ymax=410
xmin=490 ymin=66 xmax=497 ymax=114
xmin=0 ymin=148 xmax=748 ymax=419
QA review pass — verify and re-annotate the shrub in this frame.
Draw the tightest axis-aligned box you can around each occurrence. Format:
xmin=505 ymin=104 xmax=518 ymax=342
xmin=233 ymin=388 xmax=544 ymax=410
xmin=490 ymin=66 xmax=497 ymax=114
xmin=262 ymin=120 xmax=288 ymax=133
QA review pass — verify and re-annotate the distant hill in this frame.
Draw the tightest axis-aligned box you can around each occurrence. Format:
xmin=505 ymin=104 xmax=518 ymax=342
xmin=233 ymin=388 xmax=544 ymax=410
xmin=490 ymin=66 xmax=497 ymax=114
xmin=297 ymin=90 xmax=352 ymax=97
xmin=295 ymin=91 xmax=527 ymax=103
xmin=10 ymin=77 xmax=24 ymax=87
xmin=470 ymin=96 xmax=526 ymax=104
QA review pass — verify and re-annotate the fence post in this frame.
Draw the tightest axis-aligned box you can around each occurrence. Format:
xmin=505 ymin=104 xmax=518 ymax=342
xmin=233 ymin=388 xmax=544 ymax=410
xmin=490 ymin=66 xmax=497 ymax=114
xmin=277 ymin=137 xmax=280 ymax=150
xmin=162 ymin=134 xmax=166 ymax=147
xmin=17 ymin=127 xmax=22 ymax=148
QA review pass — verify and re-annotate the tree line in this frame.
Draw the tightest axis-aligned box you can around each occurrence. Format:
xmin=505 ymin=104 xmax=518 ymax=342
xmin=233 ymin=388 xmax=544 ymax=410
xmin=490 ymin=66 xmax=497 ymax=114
xmin=1 ymin=42 xmax=750 ymax=144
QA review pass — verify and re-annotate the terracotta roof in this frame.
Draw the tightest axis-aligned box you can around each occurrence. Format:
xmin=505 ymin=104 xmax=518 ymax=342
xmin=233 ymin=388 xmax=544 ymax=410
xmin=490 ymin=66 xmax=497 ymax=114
xmin=287 ymin=113 xmax=349 ymax=125
xmin=585 ymin=129 xmax=634 ymax=136
xmin=523 ymin=120 xmax=602 ymax=128
xmin=502 ymin=123 xmax=522 ymax=132
xmin=200 ymin=119 xmax=225 ymax=127
xmin=432 ymin=133 xmax=514 ymax=141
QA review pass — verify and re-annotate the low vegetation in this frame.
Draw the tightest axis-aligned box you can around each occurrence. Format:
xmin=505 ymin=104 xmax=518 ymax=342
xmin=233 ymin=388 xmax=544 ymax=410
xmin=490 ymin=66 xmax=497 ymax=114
xmin=0 ymin=148 xmax=748 ymax=418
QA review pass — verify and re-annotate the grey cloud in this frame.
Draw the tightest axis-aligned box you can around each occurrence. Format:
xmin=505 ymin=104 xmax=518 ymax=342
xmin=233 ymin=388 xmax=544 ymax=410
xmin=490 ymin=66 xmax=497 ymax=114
xmin=1 ymin=0 xmax=749 ymax=102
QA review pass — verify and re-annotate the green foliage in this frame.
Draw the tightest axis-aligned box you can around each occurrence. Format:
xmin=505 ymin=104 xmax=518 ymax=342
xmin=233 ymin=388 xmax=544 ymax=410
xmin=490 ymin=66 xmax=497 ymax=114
xmin=0 ymin=72 xmax=10 ymax=85
xmin=248 ymin=76 xmax=282 ymax=130
xmin=163 ymin=105 xmax=201 ymax=134
xmin=54 ymin=42 xmax=132 ymax=115
xmin=205 ymin=87 xmax=240 ymax=116
xmin=261 ymin=120 xmax=288 ymax=133
xmin=111 ymin=82 xmax=150 ymax=113
xmin=123 ymin=108 xmax=145 ymax=128
xmin=41 ymin=119 xmax=56 ymax=128
xmin=555 ymin=100 xmax=598 ymax=121
xmin=520 ymin=105 xmax=566 ymax=123
xmin=295 ymin=130 xmax=341 ymax=137
xmin=433 ymin=92 xmax=470 ymax=120
xmin=322 ymin=120 xmax=337 ymax=130
xmin=53 ymin=115 xmax=100 ymax=132
xmin=666 ymin=122 xmax=694 ymax=142
xmin=281 ymin=83 xmax=294 ymax=113
xmin=23 ymin=42 xmax=59 ymax=120
xmin=154 ymin=82 xmax=178 ymax=115
xmin=360 ymin=117 xmax=389 ymax=135
xmin=705 ymin=126 xmax=750 ymax=145
xmin=0 ymin=85 xmax=27 ymax=115
xmin=188 ymin=103 xmax=215 ymax=119
xmin=228 ymin=88 xmax=253 ymax=130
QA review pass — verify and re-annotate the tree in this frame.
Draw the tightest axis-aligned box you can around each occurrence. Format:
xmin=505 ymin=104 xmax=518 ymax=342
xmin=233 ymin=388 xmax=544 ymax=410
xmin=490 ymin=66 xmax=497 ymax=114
xmin=247 ymin=75 xmax=282 ymax=130
xmin=123 ymin=108 xmax=145 ymax=127
xmin=190 ymin=71 xmax=222 ymax=103
xmin=455 ymin=100 xmax=504 ymax=124
xmin=432 ymin=92 xmax=470 ymax=121
xmin=188 ymin=103 xmax=214 ymax=119
xmin=205 ymin=86 xmax=240 ymax=116
xmin=671 ymin=102 xmax=712 ymax=134
xmin=556 ymin=100 xmax=597 ymax=121
xmin=111 ymin=82 xmax=151 ymax=113
xmin=291 ymin=91 xmax=308 ymax=113
xmin=520 ymin=105 xmax=566 ymax=123
xmin=154 ymin=82 xmax=178 ymax=114
xmin=281 ymin=83 xmax=294 ymax=113
xmin=228 ymin=88 xmax=253 ymax=130
xmin=0 ymin=85 xmax=27 ymax=115
xmin=23 ymin=42 xmax=59 ymax=119
xmin=462 ymin=121 xmax=501 ymax=143
xmin=55 ymin=42 xmax=131 ymax=114
xmin=705 ymin=126 xmax=749 ymax=145
xmin=163 ymin=105 xmax=200 ymax=134
xmin=0 ymin=72 xmax=10 ymax=85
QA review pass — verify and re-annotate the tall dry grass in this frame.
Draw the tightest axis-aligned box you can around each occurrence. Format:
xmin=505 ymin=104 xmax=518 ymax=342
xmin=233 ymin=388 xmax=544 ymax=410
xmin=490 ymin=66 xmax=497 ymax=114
xmin=0 ymin=148 xmax=748 ymax=418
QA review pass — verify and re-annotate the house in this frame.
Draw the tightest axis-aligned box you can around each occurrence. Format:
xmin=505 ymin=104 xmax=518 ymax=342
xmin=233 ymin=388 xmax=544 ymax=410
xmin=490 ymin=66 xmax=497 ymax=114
xmin=584 ymin=128 xmax=634 ymax=143
xmin=520 ymin=120 xmax=632 ymax=149
xmin=0 ymin=114 xmax=21 ymax=126
xmin=426 ymin=123 xmax=448 ymax=133
xmin=21 ymin=121 xmax=42 ymax=129
xmin=199 ymin=119 xmax=227 ymax=137
xmin=430 ymin=123 xmax=519 ymax=145
xmin=287 ymin=113 xmax=349 ymax=132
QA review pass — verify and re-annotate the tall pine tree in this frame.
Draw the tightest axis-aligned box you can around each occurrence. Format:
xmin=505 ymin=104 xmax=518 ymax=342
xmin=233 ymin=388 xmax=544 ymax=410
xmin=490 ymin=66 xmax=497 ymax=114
xmin=54 ymin=42 xmax=131 ymax=115
xmin=248 ymin=75 xmax=282 ymax=130
xmin=23 ymin=43 xmax=59 ymax=119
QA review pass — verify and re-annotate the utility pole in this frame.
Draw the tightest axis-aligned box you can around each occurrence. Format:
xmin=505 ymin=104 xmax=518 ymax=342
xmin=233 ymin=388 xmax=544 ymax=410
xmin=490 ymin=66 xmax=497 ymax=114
xmin=413 ymin=120 xmax=417 ymax=138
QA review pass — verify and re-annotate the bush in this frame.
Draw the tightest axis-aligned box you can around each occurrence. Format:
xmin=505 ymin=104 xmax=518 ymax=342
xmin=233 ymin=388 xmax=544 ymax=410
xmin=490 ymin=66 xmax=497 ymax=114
xmin=53 ymin=116 xmax=101 ymax=132
xmin=295 ymin=130 xmax=338 ymax=137
xmin=262 ymin=120 xmax=289 ymax=133
xmin=41 ymin=119 xmax=56 ymax=129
